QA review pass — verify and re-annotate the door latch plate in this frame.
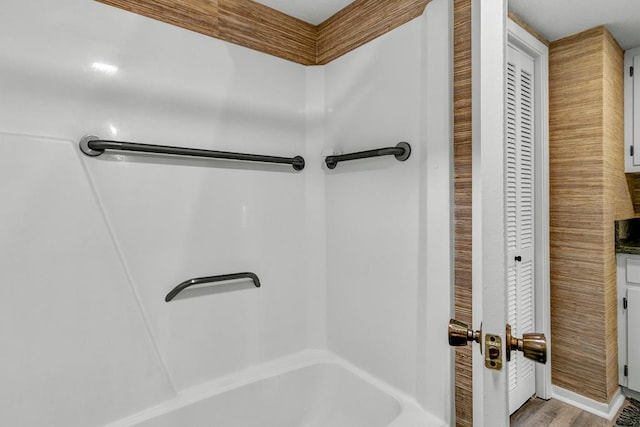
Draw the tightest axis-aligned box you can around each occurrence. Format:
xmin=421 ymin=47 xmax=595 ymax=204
xmin=485 ymin=333 xmax=502 ymax=370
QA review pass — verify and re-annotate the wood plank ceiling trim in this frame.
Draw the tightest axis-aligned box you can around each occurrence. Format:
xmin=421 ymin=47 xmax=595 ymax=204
xmin=96 ymin=0 xmax=220 ymax=38
xmin=218 ymin=0 xmax=317 ymax=65
xmin=94 ymin=0 xmax=431 ymax=65
xmin=316 ymin=0 xmax=430 ymax=65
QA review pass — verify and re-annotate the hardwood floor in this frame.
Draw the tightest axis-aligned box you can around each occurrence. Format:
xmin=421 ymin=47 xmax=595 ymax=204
xmin=510 ymin=397 xmax=621 ymax=426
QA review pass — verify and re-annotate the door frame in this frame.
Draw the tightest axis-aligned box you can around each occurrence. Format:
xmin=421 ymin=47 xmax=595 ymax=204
xmin=469 ymin=2 xmax=551 ymax=425
xmin=507 ymin=18 xmax=551 ymax=401
xmin=471 ymin=0 xmax=509 ymax=425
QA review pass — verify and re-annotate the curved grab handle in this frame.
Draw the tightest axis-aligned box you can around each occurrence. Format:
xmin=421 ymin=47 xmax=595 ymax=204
xmin=325 ymin=142 xmax=411 ymax=169
xmin=165 ymin=272 xmax=261 ymax=302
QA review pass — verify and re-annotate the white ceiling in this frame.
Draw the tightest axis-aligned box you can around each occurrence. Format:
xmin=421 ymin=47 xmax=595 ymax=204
xmin=509 ymin=0 xmax=640 ymax=49
xmin=253 ymin=0 xmax=640 ymax=48
xmin=253 ymin=0 xmax=355 ymax=25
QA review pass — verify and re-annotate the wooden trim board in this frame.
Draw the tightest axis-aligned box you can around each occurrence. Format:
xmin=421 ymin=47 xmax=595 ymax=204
xmin=95 ymin=0 xmax=431 ymax=65
xmin=94 ymin=0 xmax=220 ymax=38
xmin=218 ymin=0 xmax=317 ymax=65
xmin=316 ymin=0 xmax=430 ymax=64
xmin=96 ymin=0 xmax=317 ymax=65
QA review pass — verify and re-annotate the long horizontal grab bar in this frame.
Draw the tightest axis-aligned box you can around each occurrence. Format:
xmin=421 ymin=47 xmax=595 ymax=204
xmin=324 ymin=142 xmax=411 ymax=169
xmin=79 ymin=135 xmax=305 ymax=171
xmin=165 ymin=272 xmax=261 ymax=302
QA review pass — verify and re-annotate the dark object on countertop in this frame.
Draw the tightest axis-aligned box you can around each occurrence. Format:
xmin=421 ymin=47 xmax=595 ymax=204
xmin=616 ymin=218 xmax=640 ymax=255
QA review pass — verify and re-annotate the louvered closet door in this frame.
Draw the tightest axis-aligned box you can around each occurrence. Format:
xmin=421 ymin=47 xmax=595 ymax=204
xmin=506 ymin=44 xmax=536 ymax=414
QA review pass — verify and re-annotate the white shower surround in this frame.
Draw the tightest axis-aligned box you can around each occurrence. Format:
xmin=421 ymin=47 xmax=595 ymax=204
xmin=0 ymin=0 xmax=452 ymax=425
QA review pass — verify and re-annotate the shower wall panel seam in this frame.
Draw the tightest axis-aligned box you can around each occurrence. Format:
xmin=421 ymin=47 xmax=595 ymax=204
xmin=75 ymin=146 xmax=178 ymax=393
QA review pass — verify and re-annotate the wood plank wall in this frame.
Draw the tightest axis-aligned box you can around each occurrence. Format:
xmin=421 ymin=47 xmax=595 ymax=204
xmin=453 ymin=1 xmax=473 ymax=426
xmin=95 ymin=0 xmax=430 ymax=65
xmin=549 ymin=26 xmax=632 ymax=403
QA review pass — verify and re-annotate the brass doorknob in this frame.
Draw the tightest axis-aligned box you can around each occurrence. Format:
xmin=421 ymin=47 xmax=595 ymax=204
xmin=448 ymin=319 xmax=481 ymax=346
xmin=506 ymin=324 xmax=547 ymax=364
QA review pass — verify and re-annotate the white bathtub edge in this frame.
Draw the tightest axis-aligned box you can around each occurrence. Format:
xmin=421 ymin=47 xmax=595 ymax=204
xmin=328 ymin=355 xmax=446 ymax=427
xmin=104 ymin=349 xmax=445 ymax=427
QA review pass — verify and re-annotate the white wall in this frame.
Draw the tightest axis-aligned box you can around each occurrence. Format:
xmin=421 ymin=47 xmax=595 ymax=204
xmin=0 ymin=133 xmax=175 ymax=427
xmin=323 ymin=0 xmax=452 ymax=419
xmin=0 ymin=1 xmax=310 ymax=425
xmin=0 ymin=0 xmax=452 ymax=425
xmin=324 ymin=19 xmax=422 ymax=396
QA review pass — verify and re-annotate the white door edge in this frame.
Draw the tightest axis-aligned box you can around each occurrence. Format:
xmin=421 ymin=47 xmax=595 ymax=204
xmin=471 ymin=0 xmax=509 ymax=426
xmin=507 ymin=18 xmax=552 ymax=401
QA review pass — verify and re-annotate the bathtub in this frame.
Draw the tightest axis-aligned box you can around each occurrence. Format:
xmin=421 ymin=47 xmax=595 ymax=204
xmin=107 ymin=351 xmax=445 ymax=427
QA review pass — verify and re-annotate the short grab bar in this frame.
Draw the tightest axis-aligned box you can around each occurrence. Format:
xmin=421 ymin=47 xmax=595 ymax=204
xmin=324 ymin=142 xmax=411 ymax=169
xmin=79 ymin=135 xmax=305 ymax=171
xmin=165 ymin=272 xmax=261 ymax=302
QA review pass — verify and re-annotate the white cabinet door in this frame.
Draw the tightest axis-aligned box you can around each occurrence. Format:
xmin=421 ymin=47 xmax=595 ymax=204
xmin=628 ymin=287 xmax=640 ymax=390
xmin=624 ymin=48 xmax=640 ymax=172
xmin=633 ymin=55 xmax=640 ymax=168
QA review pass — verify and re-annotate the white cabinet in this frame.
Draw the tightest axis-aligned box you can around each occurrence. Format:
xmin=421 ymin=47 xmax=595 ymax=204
xmin=628 ymin=287 xmax=640 ymax=390
xmin=617 ymin=253 xmax=640 ymax=391
xmin=625 ymin=47 xmax=640 ymax=172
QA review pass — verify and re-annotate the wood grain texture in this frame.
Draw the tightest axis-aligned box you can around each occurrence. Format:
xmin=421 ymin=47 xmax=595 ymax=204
xmin=96 ymin=0 xmax=219 ymax=38
xmin=549 ymin=26 xmax=629 ymax=403
xmin=508 ymin=11 xmax=549 ymax=47
xmin=95 ymin=0 xmax=315 ymax=64
xmin=453 ymin=1 xmax=472 ymax=426
xmin=316 ymin=0 xmax=430 ymax=64
xmin=218 ymin=0 xmax=316 ymax=65
xmin=95 ymin=0 xmax=432 ymax=65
